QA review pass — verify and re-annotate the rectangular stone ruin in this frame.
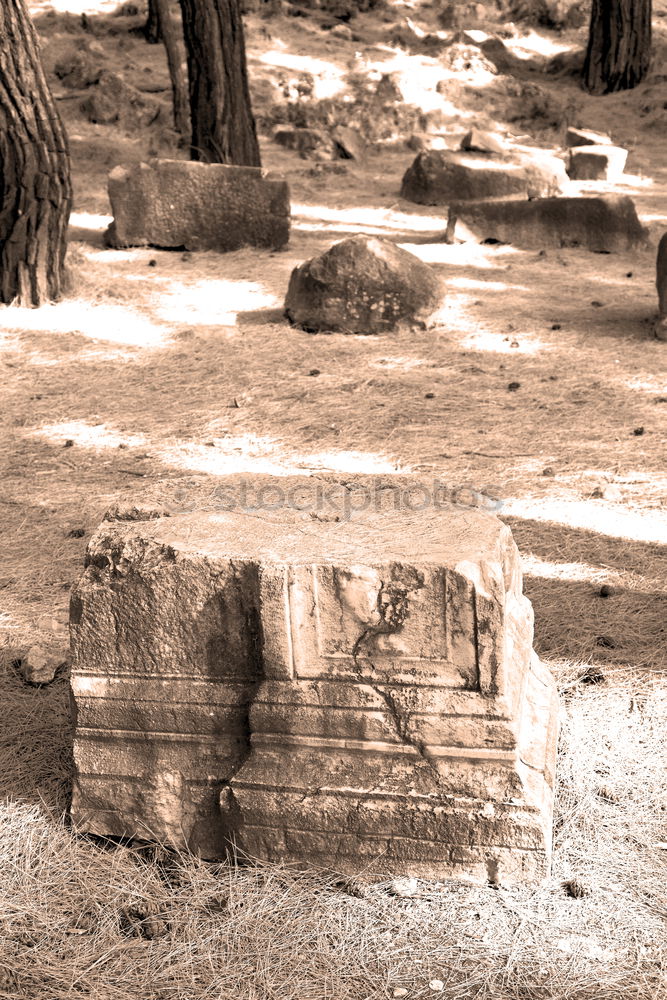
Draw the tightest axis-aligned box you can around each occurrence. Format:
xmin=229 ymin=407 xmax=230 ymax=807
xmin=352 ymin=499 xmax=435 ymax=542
xmin=69 ymin=477 xmax=558 ymax=885
xmin=105 ymin=159 xmax=290 ymax=252
xmin=445 ymin=194 xmax=648 ymax=252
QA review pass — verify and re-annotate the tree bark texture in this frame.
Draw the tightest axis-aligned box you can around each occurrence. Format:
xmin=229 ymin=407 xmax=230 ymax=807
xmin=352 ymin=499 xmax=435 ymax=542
xmin=0 ymin=0 xmax=72 ymax=305
xmin=155 ymin=0 xmax=190 ymax=135
xmin=583 ymin=0 xmax=652 ymax=94
xmin=178 ymin=0 xmax=261 ymax=166
xmin=144 ymin=0 xmax=163 ymax=43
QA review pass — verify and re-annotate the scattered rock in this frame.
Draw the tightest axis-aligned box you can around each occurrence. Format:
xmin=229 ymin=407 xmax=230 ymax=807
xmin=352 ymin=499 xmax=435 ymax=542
xmin=401 ymin=148 xmax=567 ymax=205
xmin=446 ymin=195 xmax=648 ymax=252
xmin=633 ymin=426 xmax=645 ymax=436
xmin=332 ymin=124 xmax=366 ymax=160
xmin=460 ymin=127 xmax=506 ymax=155
xmin=375 ymin=72 xmax=405 ymax=102
xmin=273 ymin=126 xmax=334 ymax=159
xmin=429 ymin=980 xmax=445 ymax=993
xmin=542 ymin=466 xmax=555 ymax=476
xmin=563 ymin=877 xmax=592 ymax=898
xmin=105 ymin=159 xmax=291 ymax=252
xmin=393 ymin=990 xmax=409 ymax=999
xmin=580 ymin=665 xmax=605 ymax=685
xmin=388 ymin=876 xmax=419 ymax=897
xmin=406 ymin=133 xmax=448 ymax=152
xmin=565 ymin=126 xmax=613 ymax=148
xmin=119 ymin=902 xmax=169 ymax=939
xmin=567 ymin=145 xmax=628 ymax=182
xmin=284 ymin=235 xmax=444 ymax=334
xmin=54 ymin=44 xmax=104 ymax=88
xmin=507 ymin=381 xmax=521 ymax=391
xmin=18 ymin=643 xmax=68 ymax=685
xmin=545 ymin=48 xmax=585 ymax=77
xmin=595 ymin=635 xmax=616 ymax=649
xmin=599 ymin=584 xmax=614 ymax=597
xmin=439 ymin=42 xmax=496 ymax=76
xmin=80 ymin=71 xmax=162 ymax=129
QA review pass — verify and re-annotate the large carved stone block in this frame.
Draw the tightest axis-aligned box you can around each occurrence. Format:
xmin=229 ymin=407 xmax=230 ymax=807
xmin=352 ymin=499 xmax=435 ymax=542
xmin=70 ymin=478 xmax=558 ymax=884
xmin=105 ymin=159 xmax=290 ymax=252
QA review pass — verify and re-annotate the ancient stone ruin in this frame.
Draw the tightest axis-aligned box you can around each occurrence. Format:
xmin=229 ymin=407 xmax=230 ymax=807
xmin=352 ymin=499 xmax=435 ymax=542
xmin=70 ymin=477 xmax=558 ymax=885
xmin=400 ymin=147 xmax=568 ymax=205
xmin=446 ymin=194 xmax=648 ymax=252
xmin=106 ymin=159 xmax=291 ymax=252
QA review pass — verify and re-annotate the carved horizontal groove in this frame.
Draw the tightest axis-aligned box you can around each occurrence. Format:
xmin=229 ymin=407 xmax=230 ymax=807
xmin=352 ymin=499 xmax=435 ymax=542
xmin=75 ymin=727 xmax=241 ymax=742
xmin=73 ymin=671 xmax=254 ymax=683
xmin=250 ymin=732 xmax=517 ymax=761
xmin=75 ymin=773 xmax=220 ymax=787
xmin=72 ymin=670 xmax=482 ymax=692
xmin=240 ymin=823 xmax=544 ymax=853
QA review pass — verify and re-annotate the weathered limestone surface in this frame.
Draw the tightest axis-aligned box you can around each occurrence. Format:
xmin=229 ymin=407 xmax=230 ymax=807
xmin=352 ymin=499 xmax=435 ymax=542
xmin=567 ymin=145 xmax=628 ymax=182
xmin=106 ymin=159 xmax=291 ymax=252
xmin=565 ymin=126 xmax=613 ymax=148
xmin=284 ymin=235 xmax=444 ymax=334
xmin=656 ymin=232 xmax=667 ymax=341
xmin=70 ymin=477 xmax=558 ymax=884
xmin=400 ymin=148 xmax=568 ymax=205
xmin=446 ymin=195 xmax=648 ymax=252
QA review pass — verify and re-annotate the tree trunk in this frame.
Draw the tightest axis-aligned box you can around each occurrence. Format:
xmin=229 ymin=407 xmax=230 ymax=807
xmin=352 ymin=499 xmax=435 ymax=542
xmin=583 ymin=0 xmax=652 ymax=94
xmin=155 ymin=0 xmax=190 ymax=135
xmin=178 ymin=0 xmax=261 ymax=166
xmin=0 ymin=0 xmax=72 ymax=306
xmin=144 ymin=0 xmax=163 ymax=43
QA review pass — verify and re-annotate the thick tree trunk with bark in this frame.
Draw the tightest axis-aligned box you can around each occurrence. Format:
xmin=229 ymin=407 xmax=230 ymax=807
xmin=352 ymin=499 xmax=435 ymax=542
xmin=0 ymin=0 xmax=72 ymax=306
xmin=583 ymin=0 xmax=652 ymax=94
xmin=155 ymin=0 xmax=190 ymax=135
xmin=144 ymin=0 xmax=162 ymax=43
xmin=178 ymin=0 xmax=261 ymax=165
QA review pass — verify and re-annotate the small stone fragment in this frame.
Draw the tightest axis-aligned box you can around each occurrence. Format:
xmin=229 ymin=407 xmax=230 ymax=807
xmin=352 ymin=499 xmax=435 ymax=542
xmin=563 ymin=877 xmax=592 ymax=898
xmin=595 ymin=635 xmax=616 ymax=649
xmin=599 ymin=584 xmax=614 ymax=598
xmin=284 ymin=235 xmax=444 ymax=334
xmin=633 ymin=426 xmax=645 ymax=436
xmin=19 ymin=643 xmax=68 ymax=685
xmin=429 ymin=980 xmax=445 ymax=992
xmin=80 ymin=71 xmax=161 ymax=129
xmin=580 ymin=665 xmax=605 ymax=684
xmin=273 ymin=126 xmax=334 ymax=159
xmin=542 ymin=467 xmax=555 ymax=476
xmin=332 ymin=125 xmax=366 ymax=160
xmin=459 ymin=128 xmax=506 ymax=155
xmin=393 ymin=990 xmax=409 ymax=999
xmin=388 ymin=877 xmax=419 ymax=897
xmin=507 ymin=381 xmax=520 ymax=391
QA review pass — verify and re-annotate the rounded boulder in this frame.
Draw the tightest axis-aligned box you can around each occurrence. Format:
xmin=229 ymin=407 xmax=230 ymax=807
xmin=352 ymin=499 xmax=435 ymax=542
xmin=284 ymin=235 xmax=444 ymax=334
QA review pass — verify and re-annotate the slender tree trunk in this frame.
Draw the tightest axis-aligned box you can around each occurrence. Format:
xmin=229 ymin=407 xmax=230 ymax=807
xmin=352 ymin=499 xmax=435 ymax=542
xmin=178 ymin=0 xmax=261 ymax=165
xmin=583 ymin=0 xmax=652 ymax=94
xmin=0 ymin=0 xmax=72 ymax=306
xmin=155 ymin=0 xmax=190 ymax=135
xmin=144 ymin=0 xmax=163 ymax=43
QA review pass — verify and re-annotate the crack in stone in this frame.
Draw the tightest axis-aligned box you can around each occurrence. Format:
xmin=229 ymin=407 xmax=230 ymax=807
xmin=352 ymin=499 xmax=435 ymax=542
xmin=350 ymin=579 xmax=444 ymax=785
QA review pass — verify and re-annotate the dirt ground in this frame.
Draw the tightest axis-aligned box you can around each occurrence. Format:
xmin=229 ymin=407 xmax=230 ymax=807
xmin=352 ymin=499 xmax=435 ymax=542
xmin=0 ymin=0 xmax=666 ymax=997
